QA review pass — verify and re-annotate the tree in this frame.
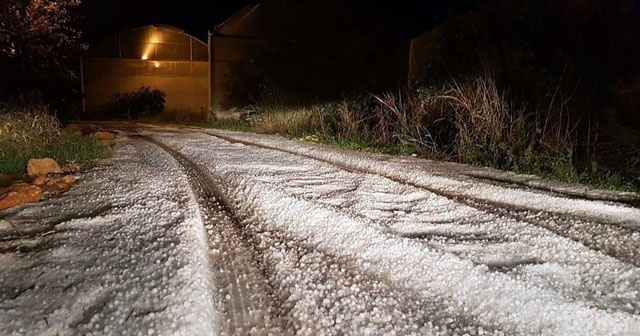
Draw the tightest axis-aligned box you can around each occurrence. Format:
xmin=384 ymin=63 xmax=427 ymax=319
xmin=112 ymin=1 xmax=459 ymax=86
xmin=0 ymin=0 xmax=85 ymax=78
xmin=251 ymin=0 xmax=407 ymax=105
xmin=0 ymin=0 xmax=85 ymax=73
xmin=0 ymin=0 xmax=86 ymax=118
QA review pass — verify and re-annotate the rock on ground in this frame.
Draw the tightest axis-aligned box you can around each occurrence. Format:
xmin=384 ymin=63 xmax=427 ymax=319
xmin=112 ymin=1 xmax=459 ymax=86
xmin=27 ymin=158 xmax=62 ymax=178
xmin=90 ymin=131 xmax=117 ymax=141
xmin=0 ymin=183 xmax=42 ymax=210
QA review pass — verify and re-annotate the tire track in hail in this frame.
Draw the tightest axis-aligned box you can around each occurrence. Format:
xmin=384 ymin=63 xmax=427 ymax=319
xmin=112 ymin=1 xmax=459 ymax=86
xmin=140 ymin=129 xmax=514 ymax=334
xmin=129 ymin=132 xmax=281 ymax=335
xmin=199 ymin=130 xmax=640 ymax=268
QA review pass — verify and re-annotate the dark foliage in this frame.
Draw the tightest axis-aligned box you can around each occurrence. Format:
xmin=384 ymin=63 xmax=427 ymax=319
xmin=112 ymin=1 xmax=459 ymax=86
xmin=244 ymin=0 xmax=407 ymax=105
xmin=413 ymin=0 xmax=640 ymax=173
xmin=0 ymin=0 xmax=86 ymax=123
xmin=106 ymin=86 xmax=166 ymax=120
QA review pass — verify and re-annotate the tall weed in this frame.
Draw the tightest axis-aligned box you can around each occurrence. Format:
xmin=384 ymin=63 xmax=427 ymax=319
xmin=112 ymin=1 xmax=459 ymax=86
xmin=247 ymin=73 xmax=637 ymax=191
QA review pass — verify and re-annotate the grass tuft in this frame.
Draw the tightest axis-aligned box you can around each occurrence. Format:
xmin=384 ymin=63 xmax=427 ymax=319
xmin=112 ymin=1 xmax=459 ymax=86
xmin=203 ymin=118 xmax=252 ymax=132
xmin=0 ymin=103 xmax=111 ymax=175
xmin=250 ymin=105 xmax=324 ymax=137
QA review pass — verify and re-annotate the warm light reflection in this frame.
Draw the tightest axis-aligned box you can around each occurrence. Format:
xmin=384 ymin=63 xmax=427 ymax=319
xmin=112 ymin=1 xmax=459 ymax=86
xmin=153 ymin=61 xmax=160 ymax=68
xmin=141 ymin=34 xmax=160 ymax=61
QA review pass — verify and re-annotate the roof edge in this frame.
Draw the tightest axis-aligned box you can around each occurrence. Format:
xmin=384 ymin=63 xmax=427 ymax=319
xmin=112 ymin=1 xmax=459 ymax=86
xmin=214 ymin=3 xmax=261 ymax=34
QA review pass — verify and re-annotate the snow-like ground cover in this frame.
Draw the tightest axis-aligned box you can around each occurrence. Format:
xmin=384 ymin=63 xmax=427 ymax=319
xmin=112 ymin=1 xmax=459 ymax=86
xmin=202 ymin=129 xmax=640 ymax=227
xmin=1 ymin=124 xmax=639 ymax=335
xmin=0 ymin=136 xmax=217 ymax=335
xmin=150 ymin=128 xmax=640 ymax=335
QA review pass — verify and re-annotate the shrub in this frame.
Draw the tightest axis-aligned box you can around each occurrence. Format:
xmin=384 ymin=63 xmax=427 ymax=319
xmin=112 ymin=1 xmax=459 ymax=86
xmin=433 ymin=73 xmax=583 ymax=172
xmin=439 ymin=75 xmax=530 ymax=168
xmin=106 ymin=86 xmax=165 ymax=119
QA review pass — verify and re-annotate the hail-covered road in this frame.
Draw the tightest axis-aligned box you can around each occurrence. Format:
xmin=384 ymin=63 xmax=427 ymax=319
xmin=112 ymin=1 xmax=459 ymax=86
xmin=1 ymin=124 xmax=639 ymax=335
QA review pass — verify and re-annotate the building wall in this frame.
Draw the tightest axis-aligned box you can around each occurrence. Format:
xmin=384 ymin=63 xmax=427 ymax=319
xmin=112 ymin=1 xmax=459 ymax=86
xmin=211 ymin=36 xmax=261 ymax=111
xmin=408 ymin=31 xmax=439 ymax=86
xmin=211 ymin=4 xmax=263 ymax=112
xmin=82 ymin=25 xmax=209 ymax=120
xmin=83 ymin=58 xmax=209 ymax=119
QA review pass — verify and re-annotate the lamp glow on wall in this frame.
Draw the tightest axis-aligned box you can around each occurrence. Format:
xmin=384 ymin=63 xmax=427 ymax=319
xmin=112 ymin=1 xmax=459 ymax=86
xmin=141 ymin=33 xmax=160 ymax=61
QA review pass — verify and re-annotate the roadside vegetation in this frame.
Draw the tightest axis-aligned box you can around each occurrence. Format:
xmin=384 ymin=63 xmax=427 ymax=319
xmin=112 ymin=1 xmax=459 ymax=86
xmin=210 ymin=0 xmax=639 ymax=193
xmin=208 ymin=72 xmax=640 ymax=192
xmin=0 ymin=1 xmax=107 ymax=177
xmin=0 ymin=102 xmax=111 ymax=175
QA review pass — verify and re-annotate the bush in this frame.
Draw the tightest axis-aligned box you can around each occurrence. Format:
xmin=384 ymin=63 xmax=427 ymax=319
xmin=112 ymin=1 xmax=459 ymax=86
xmin=439 ymin=74 xmax=537 ymax=169
xmin=106 ymin=86 xmax=165 ymax=119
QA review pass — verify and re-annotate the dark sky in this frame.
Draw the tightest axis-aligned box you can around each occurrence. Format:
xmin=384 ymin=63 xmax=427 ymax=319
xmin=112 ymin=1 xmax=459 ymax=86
xmin=79 ymin=0 xmax=478 ymax=46
xmin=357 ymin=0 xmax=478 ymax=37
xmin=80 ymin=0 xmax=255 ymax=44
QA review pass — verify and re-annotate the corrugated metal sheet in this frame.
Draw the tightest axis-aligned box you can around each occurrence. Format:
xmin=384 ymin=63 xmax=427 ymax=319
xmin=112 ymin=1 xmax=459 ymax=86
xmin=87 ymin=25 xmax=208 ymax=61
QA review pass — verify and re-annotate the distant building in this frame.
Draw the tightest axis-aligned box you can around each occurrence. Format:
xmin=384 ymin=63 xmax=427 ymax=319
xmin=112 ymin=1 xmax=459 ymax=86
xmin=81 ymin=25 xmax=210 ymax=120
xmin=210 ymin=3 xmax=263 ymax=115
xmin=81 ymin=2 xmax=421 ymax=120
xmin=81 ymin=4 xmax=263 ymax=121
xmin=407 ymin=31 xmax=436 ymax=87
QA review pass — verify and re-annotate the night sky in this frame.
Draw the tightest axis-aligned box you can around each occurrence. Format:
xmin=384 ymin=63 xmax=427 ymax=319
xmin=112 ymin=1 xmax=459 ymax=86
xmin=80 ymin=0 xmax=253 ymax=43
xmin=80 ymin=0 xmax=478 ymax=46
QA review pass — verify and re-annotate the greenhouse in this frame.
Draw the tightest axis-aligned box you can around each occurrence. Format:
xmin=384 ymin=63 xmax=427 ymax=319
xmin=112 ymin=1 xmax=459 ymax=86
xmin=82 ymin=25 xmax=209 ymax=120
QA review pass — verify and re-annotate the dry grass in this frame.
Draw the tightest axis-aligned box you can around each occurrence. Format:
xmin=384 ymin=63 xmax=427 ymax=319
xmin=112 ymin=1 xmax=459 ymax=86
xmin=245 ymin=75 xmax=637 ymax=190
xmin=246 ymin=72 xmax=636 ymax=190
xmin=251 ymin=105 xmax=324 ymax=136
xmin=0 ymin=103 xmax=62 ymax=158
xmin=370 ymin=90 xmax=440 ymax=151
xmin=0 ymin=102 xmax=110 ymax=174
xmin=433 ymin=73 xmax=578 ymax=171
xmin=440 ymin=75 xmax=530 ymax=166
xmin=249 ymin=74 xmax=578 ymax=170
xmin=326 ymin=99 xmax=367 ymax=141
